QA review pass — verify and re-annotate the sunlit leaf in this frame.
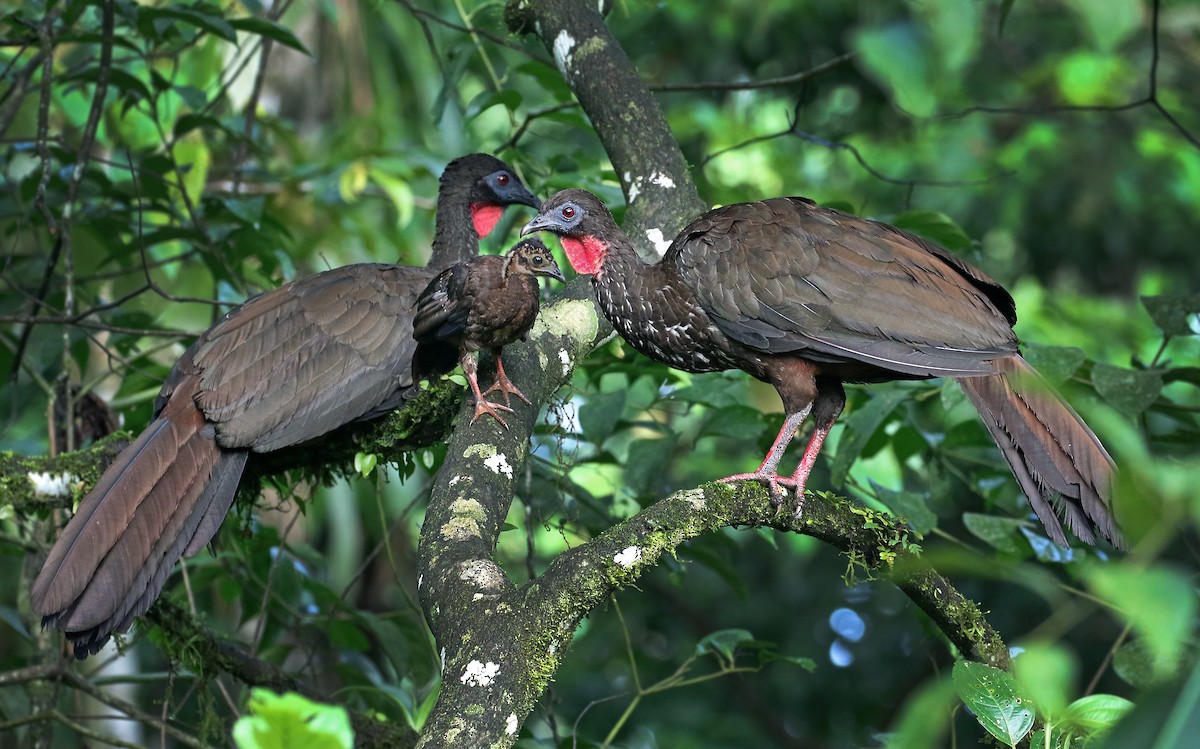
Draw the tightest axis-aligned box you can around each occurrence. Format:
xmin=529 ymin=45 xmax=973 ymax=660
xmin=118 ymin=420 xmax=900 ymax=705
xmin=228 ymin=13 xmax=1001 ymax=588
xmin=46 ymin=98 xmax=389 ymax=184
xmin=1013 ymin=641 xmax=1076 ymax=720
xmin=953 ymin=660 xmax=1035 ymax=746
xmin=232 ymin=689 xmax=354 ymax=749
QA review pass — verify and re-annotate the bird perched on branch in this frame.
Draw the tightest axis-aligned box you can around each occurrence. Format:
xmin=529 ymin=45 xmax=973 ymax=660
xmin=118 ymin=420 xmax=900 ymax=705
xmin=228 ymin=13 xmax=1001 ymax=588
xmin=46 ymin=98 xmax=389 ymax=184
xmin=33 ymin=153 xmax=541 ymax=658
xmin=523 ymin=189 xmax=1123 ymax=549
xmin=413 ymin=238 xmax=564 ymax=428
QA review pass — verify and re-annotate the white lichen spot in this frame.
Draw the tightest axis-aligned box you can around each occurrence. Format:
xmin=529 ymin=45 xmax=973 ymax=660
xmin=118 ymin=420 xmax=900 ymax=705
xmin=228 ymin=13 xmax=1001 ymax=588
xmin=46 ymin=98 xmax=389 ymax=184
xmin=559 ymin=348 xmax=572 ymax=376
xmin=448 ymin=475 xmax=463 ymax=487
xmin=645 ymin=228 xmax=672 ymax=257
xmin=614 ymin=546 xmax=642 ymax=567
xmin=28 ymin=471 xmax=75 ymax=497
xmin=460 ymin=660 xmax=501 ymax=687
xmin=440 ymin=647 xmax=447 ymax=672
xmin=417 ymin=574 xmax=424 ymax=588
xmin=484 ymin=452 xmax=513 ymax=479
xmin=552 ymin=30 xmax=576 ymax=75
xmin=506 ymin=714 xmax=519 ymax=735
xmin=649 ymin=171 xmax=676 ymax=188
xmin=626 ymin=180 xmax=640 ymax=203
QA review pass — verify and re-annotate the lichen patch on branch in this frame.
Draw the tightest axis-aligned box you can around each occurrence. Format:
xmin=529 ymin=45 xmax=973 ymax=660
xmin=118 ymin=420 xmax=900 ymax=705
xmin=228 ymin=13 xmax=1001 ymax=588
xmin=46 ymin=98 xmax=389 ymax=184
xmin=27 ymin=471 xmax=77 ymax=497
xmin=460 ymin=659 xmax=501 ymax=687
xmin=552 ymin=30 xmax=576 ymax=75
xmin=613 ymin=546 xmax=642 ymax=567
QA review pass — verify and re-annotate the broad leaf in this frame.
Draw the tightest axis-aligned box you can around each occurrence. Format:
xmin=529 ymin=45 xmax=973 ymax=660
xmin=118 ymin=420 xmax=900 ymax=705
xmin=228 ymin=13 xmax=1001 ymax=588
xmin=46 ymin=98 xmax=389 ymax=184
xmin=953 ymin=660 xmax=1035 ymax=746
xmin=1092 ymin=363 xmax=1162 ymax=417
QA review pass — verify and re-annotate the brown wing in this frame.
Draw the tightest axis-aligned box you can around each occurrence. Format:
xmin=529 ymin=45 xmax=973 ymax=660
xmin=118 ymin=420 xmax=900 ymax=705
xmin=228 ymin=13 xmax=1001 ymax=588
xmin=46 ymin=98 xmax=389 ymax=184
xmin=158 ymin=263 xmax=433 ymax=453
xmin=672 ymin=197 xmax=1019 ymax=378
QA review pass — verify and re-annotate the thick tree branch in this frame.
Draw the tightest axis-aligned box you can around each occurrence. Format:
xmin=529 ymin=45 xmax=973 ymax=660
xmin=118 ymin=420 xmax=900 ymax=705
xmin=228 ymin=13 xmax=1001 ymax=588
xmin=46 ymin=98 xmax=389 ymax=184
xmin=505 ymin=0 xmax=706 ymax=253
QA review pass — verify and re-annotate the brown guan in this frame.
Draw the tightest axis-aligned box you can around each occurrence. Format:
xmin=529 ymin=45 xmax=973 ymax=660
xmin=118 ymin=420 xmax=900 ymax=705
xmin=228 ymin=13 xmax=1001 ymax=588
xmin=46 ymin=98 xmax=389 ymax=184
xmin=33 ymin=153 xmax=541 ymax=658
xmin=523 ymin=189 xmax=1123 ymax=549
xmin=412 ymin=237 xmax=565 ymax=428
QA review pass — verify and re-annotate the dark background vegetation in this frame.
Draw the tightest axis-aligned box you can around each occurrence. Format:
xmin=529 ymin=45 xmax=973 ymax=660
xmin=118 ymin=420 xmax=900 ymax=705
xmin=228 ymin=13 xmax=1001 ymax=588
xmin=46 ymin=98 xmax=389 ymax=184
xmin=1 ymin=0 xmax=1197 ymax=747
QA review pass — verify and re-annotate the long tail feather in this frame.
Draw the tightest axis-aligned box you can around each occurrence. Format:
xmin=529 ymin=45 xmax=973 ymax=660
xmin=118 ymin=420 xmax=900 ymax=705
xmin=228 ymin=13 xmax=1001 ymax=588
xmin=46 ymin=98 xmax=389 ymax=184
xmin=32 ymin=386 xmax=247 ymax=658
xmin=959 ymin=355 xmax=1122 ymax=549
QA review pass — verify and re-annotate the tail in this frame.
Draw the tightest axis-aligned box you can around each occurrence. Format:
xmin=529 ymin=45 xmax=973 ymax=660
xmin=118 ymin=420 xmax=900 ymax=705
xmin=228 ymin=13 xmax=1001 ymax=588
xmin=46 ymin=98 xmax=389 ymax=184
xmin=959 ymin=355 xmax=1123 ymax=549
xmin=31 ymin=385 xmax=247 ymax=658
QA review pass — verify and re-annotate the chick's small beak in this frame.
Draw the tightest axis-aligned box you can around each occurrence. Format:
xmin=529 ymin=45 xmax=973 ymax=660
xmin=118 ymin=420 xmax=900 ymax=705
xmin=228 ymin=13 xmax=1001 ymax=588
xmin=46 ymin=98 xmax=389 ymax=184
xmin=547 ymin=265 xmax=566 ymax=282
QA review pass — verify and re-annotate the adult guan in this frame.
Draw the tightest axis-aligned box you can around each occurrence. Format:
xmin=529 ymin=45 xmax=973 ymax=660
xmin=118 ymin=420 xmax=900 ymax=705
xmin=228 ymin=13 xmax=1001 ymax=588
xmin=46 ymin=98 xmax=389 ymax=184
xmin=523 ymin=189 xmax=1123 ymax=550
xmin=413 ymin=238 xmax=565 ymax=428
xmin=33 ymin=153 xmax=541 ymax=658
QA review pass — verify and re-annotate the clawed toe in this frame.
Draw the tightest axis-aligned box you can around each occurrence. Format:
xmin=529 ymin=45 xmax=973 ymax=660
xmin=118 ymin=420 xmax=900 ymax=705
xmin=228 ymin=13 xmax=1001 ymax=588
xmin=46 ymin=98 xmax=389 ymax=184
xmin=470 ymin=398 xmax=514 ymax=429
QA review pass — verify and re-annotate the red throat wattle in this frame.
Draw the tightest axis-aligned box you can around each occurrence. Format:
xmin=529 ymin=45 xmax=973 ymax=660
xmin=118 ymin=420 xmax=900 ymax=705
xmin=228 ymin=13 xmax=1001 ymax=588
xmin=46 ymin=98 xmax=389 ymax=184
xmin=471 ymin=203 xmax=504 ymax=237
xmin=560 ymin=235 xmax=607 ymax=275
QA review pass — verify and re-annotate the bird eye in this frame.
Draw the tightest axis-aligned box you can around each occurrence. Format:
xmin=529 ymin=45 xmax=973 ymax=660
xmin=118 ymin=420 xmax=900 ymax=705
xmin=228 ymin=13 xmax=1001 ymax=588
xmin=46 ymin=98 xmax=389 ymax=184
xmin=562 ymin=206 xmax=575 ymax=219
xmin=496 ymin=173 xmax=510 ymax=186
xmin=532 ymin=255 xmax=545 ymax=264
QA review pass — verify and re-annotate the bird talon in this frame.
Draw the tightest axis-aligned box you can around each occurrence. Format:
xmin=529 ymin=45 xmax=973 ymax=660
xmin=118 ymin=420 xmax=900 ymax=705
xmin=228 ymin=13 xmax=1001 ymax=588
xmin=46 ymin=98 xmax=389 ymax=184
xmin=470 ymin=398 xmax=514 ymax=429
xmin=483 ymin=378 xmax=531 ymax=407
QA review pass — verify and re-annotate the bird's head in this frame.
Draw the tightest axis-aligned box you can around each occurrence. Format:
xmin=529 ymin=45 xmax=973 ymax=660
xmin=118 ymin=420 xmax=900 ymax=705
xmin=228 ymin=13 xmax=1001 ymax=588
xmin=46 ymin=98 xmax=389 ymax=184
xmin=444 ymin=153 xmax=542 ymax=238
xmin=504 ymin=238 xmax=566 ymax=283
xmin=521 ymin=189 xmax=615 ymax=276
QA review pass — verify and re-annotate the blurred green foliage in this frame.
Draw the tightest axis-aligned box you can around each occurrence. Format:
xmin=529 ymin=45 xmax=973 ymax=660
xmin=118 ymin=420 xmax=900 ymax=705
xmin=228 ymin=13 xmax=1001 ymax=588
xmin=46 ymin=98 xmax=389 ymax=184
xmin=1 ymin=0 xmax=1197 ymax=747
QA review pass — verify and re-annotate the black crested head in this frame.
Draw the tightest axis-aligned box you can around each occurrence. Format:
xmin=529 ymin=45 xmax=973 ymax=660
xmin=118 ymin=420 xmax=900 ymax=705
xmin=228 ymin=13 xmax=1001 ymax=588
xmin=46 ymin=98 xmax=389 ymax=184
xmin=443 ymin=153 xmax=540 ymax=210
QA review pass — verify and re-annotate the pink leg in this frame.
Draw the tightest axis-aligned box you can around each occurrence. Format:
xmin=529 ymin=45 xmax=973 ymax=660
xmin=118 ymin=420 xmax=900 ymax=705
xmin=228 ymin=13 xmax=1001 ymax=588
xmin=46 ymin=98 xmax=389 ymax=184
xmin=483 ymin=356 xmax=531 ymax=407
xmin=774 ymin=423 xmax=833 ymax=517
xmin=463 ymin=353 xmax=513 ymax=429
xmin=719 ymin=404 xmax=812 ymax=502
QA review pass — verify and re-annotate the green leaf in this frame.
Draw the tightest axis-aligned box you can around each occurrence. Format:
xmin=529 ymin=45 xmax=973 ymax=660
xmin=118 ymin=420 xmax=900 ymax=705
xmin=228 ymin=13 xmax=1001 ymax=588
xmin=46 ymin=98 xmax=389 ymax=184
xmin=829 ymin=389 xmax=907 ymax=488
xmin=1062 ymin=0 xmax=1141 ymax=52
xmin=881 ymin=677 xmax=959 ymax=749
xmin=1013 ymin=641 xmax=1076 ymax=720
xmin=1021 ymin=345 xmax=1087 ymax=385
xmin=578 ymin=389 xmax=627 ymax=443
xmin=1085 ymin=564 xmax=1196 ymax=680
xmin=1113 ymin=638 xmax=1160 ymax=688
xmin=464 ymin=89 xmax=523 ymax=121
xmin=952 ymin=660 xmax=1035 ymax=746
xmin=962 ymin=512 xmax=1027 ymax=555
xmin=232 ymin=689 xmax=354 ymax=749
xmin=701 ymin=404 xmax=768 ymax=441
xmin=625 ymin=435 xmax=677 ymax=495
xmin=1093 ymin=663 xmax=1200 ymax=749
xmin=354 ymin=451 xmax=378 ymax=478
xmin=230 ymin=16 xmax=313 ymax=56
xmin=891 ymin=209 xmax=973 ymax=251
xmin=871 ymin=481 xmax=936 ymax=534
xmin=696 ymin=628 xmax=754 ymax=664
xmin=851 ymin=22 xmax=937 ymax=116
xmin=141 ymin=6 xmax=237 ymax=43
xmin=1091 ymin=363 xmax=1162 ymax=417
xmin=1060 ymin=694 xmax=1134 ymax=738
xmin=1142 ymin=294 xmax=1200 ymax=337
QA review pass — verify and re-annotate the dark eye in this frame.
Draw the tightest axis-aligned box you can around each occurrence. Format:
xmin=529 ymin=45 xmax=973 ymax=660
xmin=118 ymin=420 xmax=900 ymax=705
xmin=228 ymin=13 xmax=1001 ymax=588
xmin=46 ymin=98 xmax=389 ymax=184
xmin=496 ymin=173 xmax=510 ymax=186
xmin=532 ymin=255 xmax=545 ymax=265
xmin=561 ymin=205 xmax=575 ymax=219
